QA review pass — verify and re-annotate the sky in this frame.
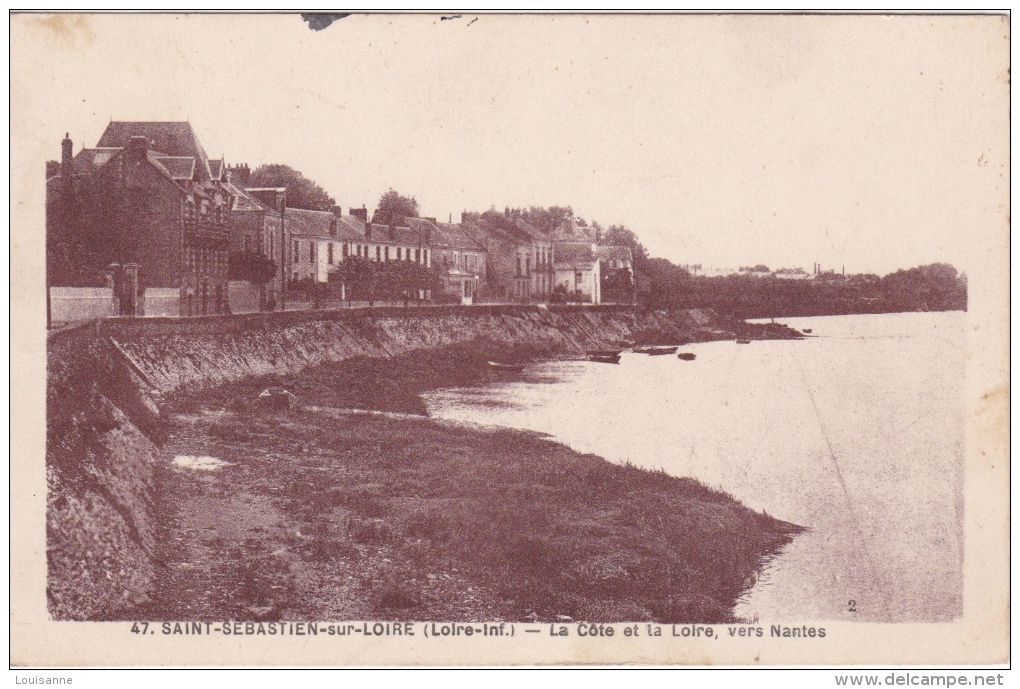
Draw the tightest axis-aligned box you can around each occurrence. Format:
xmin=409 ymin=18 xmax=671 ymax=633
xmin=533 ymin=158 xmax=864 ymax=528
xmin=12 ymin=13 xmax=1009 ymax=276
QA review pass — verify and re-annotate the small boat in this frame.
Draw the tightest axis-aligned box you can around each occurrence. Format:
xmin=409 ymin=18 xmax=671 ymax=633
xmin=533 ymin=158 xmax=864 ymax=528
xmin=802 ymin=328 xmax=813 ymax=334
xmin=736 ymin=339 xmax=751 ymax=344
xmin=634 ymin=346 xmax=679 ymax=356
xmin=587 ymin=353 xmax=621 ymax=364
xmin=677 ymin=352 xmax=696 ymax=361
xmin=586 ymin=348 xmax=623 ymax=357
xmin=488 ymin=361 xmax=524 ymax=372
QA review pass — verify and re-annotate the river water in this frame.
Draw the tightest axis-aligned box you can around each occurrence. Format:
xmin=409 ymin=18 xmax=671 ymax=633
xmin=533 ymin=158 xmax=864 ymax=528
xmin=423 ymin=311 xmax=964 ymax=623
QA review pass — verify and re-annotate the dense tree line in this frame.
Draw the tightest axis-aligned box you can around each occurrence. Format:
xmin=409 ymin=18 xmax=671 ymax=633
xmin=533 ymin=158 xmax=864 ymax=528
xmin=248 ymin=164 xmax=335 ymax=211
xmin=288 ymin=255 xmax=447 ymax=307
xmin=498 ymin=204 xmax=965 ymax=317
xmin=639 ymin=263 xmax=967 ymax=318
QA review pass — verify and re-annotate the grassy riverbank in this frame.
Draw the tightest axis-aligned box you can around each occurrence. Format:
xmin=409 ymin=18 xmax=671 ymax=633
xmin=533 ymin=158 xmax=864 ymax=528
xmin=48 ymin=308 xmax=804 ymax=621
xmin=144 ymin=331 xmax=803 ymax=623
xmin=144 ymin=406 xmax=800 ymax=623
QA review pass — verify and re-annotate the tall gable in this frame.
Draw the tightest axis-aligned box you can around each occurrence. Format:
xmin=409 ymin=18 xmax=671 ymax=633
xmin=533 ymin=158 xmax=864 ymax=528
xmin=97 ymin=121 xmax=212 ymax=181
xmin=555 ymin=242 xmax=597 ymax=266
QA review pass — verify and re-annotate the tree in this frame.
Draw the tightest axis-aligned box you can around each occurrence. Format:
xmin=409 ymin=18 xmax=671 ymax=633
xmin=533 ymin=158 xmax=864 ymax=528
xmin=602 ymin=266 xmax=634 ymax=292
xmin=518 ymin=205 xmax=575 ymax=234
xmin=228 ymin=251 xmax=276 ymax=284
xmin=248 ymin=164 xmax=335 ymax=211
xmin=373 ymin=189 xmax=419 ymax=226
xmin=602 ymin=224 xmax=649 ymax=268
xmin=335 ymin=256 xmax=377 ymax=305
xmin=228 ymin=251 xmax=278 ymax=310
xmin=288 ymin=276 xmax=330 ymax=309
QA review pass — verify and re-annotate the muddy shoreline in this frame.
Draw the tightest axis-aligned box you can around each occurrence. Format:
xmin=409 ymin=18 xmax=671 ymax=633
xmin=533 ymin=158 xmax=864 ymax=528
xmin=47 ymin=307 xmax=804 ymax=621
xmin=140 ymin=322 xmax=803 ymax=623
xmin=140 ymin=406 xmax=801 ymax=623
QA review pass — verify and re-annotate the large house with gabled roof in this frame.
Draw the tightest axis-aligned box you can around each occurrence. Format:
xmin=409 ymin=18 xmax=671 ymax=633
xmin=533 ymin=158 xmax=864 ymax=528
xmin=554 ymin=241 xmax=601 ymax=303
xmin=428 ymin=218 xmax=487 ymax=304
xmin=46 ymin=121 xmax=234 ymax=317
xmin=464 ymin=209 xmax=554 ymax=302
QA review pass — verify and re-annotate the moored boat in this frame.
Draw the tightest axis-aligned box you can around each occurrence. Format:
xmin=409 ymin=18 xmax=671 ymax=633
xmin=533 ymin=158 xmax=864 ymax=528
xmin=677 ymin=352 xmax=696 ymax=361
xmin=634 ymin=346 xmax=679 ymax=355
xmin=586 ymin=348 xmax=623 ymax=357
xmin=587 ymin=353 xmax=621 ymax=364
xmin=802 ymin=328 xmax=813 ymax=334
xmin=736 ymin=339 xmax=751 ymax=344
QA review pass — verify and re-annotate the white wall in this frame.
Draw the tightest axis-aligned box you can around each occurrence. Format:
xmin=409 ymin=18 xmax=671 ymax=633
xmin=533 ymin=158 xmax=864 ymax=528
xmin=554 ymin=263 xmax=600 ymax=303
xmin=143 ymin=288 xmax=181 ymax=317
xmin=50 ymin=287 xmax=115 ymax=324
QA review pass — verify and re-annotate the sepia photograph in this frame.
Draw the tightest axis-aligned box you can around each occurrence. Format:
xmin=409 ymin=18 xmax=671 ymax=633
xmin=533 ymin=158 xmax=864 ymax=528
xmin=10 ymin=12 xmax=1010 ymax=669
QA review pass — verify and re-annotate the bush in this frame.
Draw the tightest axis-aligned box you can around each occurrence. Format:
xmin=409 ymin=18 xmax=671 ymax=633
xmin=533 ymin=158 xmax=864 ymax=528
xmin=431 ymin=290 xmax=462 ymax=305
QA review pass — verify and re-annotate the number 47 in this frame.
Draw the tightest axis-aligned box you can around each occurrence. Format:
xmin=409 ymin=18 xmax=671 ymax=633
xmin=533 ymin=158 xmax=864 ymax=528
xmin=131 ymin=622 xmax=149 ymax=634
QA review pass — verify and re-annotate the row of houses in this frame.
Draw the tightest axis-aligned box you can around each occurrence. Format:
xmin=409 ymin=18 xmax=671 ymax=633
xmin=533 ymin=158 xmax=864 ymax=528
xmin=45 ymin=122 xmax=635 ymax=320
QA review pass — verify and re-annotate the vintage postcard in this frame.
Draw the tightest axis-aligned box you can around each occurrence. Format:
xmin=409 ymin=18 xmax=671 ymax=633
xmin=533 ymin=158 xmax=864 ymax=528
xmin=10 ymin=12 xmax=1010 ymax=667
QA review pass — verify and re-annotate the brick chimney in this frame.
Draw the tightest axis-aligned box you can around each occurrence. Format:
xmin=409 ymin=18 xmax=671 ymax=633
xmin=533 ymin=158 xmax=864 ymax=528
xmin=416 ymin=221 xmax=429 ymax=244
xmin=61 ymin=133 xmax=73 ymax=177
xmin=349 ymin=207 xmax=368 ymax=223
xmin=60 ymin=133 xmax=74 ymax=207
xmin=126 ymin=135 xmax=149 ymax=163
xmin=60 ymin=133 xmax=74 ymax=196
xmin=226 ymin=163 xmax=252 ymax=186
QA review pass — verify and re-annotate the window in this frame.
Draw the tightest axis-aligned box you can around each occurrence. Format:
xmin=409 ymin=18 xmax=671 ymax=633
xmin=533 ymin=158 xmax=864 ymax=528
xmin=309 ymin=242 xmax=315 ymax=263
xmin=397 ymin=247 xmax=402 ymax=261
xmin=376 ymin=246 xmax=381 ymax=261
xmin=343 ymin=242 xmax=349 ymax=259
xmin=416 ymin=248 xmax=421 ymax=263
xmin=328 ymin=243 xmax=334 ymax=264
xmin=463 ymin=280 xmax=470 ymax=298
xmin=243 ymin=235 xmax=250 ymax=252
xmin=385 ymin=247 xmax=390 ymax=262
xmin=517 ymin=255 xmax=522 ymax=276
xmin=575 ymin=271 xmax=583 ymax=285
xmin=293 ymin=240 xmax=300 ymax=261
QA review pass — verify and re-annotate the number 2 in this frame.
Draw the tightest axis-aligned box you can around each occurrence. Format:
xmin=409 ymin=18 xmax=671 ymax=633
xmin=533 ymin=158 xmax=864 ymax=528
xmin=848 ymin=600 xmax=857 ymax=613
